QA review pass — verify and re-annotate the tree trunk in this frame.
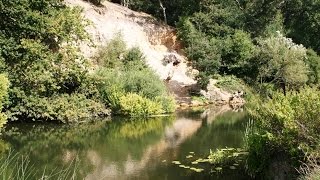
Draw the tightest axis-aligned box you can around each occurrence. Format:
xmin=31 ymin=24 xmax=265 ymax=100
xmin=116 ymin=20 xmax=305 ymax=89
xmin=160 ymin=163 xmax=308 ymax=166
xmin=280 ymin=81 xmax=286 ymax=96
xmin=158 ymin=0 xmax=167 ymax=24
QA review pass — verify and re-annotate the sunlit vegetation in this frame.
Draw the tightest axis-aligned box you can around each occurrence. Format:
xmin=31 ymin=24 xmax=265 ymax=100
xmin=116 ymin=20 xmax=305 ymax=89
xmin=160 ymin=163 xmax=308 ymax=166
xmin=171 ymin=148 xmax=247 ymax=174
xmin=1 ymin=0 xmax=320 ymax=179
xmin=0 ymin=74 xmax=9 ymax=129
xmin=246 ymin=87 xmax=320 ymax=176
xmin=95 ymin=36 xmax=176 ymax=117
xmin=0 ymin=0 xmax=109 ymax=123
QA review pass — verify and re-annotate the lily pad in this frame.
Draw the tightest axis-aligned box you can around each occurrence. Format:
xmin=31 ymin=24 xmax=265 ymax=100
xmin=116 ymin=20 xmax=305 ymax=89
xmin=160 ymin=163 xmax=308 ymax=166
xmin=179 ymin=165 xmax=190 ymax=169
xmin=190 ymin=167 xmax=204 ymax=172
xmin=172 ymin=161 xmax=181 ymax=165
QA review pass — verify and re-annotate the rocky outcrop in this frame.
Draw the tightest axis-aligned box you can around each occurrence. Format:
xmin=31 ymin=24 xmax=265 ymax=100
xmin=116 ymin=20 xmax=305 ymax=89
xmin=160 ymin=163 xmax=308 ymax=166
xmin=200 ymin=79 xmax=245 ymax=107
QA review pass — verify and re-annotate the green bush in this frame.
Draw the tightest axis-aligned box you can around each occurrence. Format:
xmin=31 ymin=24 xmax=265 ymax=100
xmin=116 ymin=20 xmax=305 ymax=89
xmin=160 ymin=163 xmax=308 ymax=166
xmin=7 ymin=93 xmax=109 ymax=123
xmin=94 ymin=35 xmax=126 ymax=68
xmin=96 ymin=69 xmax=124 ymax=112
xmin=155 ymin=96 xmax=176 ymax=113
xmin=123 ymin=70 xmax=166 ymax=99
xmin=305 ymin=49 xmax=320 ymax=85
xmin=95 ymin=37 xmax=176 ymax=117
xmin=246 ymin=87 xmax=320 ymax=175
xmin=0 ymin=74 xmax=9 ymax=129
xmin=0 ymin=0 xmax=110 ymax=122
xmin=119 ymin=93 xmax=163 ymax=117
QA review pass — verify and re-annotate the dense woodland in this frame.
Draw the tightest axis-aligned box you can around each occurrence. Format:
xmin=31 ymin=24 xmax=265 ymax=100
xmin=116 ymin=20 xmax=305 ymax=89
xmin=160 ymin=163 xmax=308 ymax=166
xmin=1 ymin=0 xmax=320 ymax=179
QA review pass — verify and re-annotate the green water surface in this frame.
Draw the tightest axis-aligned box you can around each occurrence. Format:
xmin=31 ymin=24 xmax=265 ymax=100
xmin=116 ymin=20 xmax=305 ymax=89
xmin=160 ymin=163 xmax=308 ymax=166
xmin=1 ymin=106 xmax=251 ymax=180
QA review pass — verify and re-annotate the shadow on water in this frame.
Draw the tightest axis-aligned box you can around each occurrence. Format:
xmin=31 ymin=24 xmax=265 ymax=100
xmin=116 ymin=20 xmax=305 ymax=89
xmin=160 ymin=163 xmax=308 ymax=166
xmin=0 ymin=105 xmax=252 ymax=179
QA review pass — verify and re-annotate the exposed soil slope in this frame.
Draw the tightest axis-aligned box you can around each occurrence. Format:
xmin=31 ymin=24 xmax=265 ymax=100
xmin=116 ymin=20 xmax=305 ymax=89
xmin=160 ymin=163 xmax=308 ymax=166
xmin=65 ymin=0 xmax=196 ymax=87
xmin=65 ymin=0 xmax=244 ymax=106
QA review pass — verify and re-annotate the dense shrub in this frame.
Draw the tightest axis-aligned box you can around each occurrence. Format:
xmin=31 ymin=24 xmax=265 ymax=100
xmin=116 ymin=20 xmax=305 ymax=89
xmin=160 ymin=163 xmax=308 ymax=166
xmin=119 ymin=93 xmax=163 ymax=117
xmin=255 ymin=32 xmax=309 ymax=94
xmin=246 ymin=87 xmax=320 ymax=175
xmin=95 ymin=37 xmax=176 ymax=116
xmin=305 ymin=49 xmax=320 ymax=85
xmin=7 ymin=93 xmax=109 ymax=123
xmin=0 ymin=74 xmax=9 ymax=129
xmin=0 ymin=0 xmax=110 ymax=122
xmin=94 ymin=34 xmax=126 ymax=68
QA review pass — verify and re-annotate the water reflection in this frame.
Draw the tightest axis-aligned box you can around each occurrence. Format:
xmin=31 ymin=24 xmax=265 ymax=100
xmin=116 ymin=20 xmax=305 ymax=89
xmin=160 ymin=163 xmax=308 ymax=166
xmin=1 ymin=106 xmax=249 ymax=179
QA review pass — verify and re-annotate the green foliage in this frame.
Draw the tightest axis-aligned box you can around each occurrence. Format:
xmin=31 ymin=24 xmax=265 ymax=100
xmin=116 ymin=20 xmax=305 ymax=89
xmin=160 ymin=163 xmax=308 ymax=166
xmin=284 ymin=0 xmax=320 ymax=52
xmin=95 ymin=37 xmax=176 ymax=116
xmin=246 ymin=87 xmax=320 ymax=175
xmin=8 ymin=93 xmax=109 ymax=123
xmin=215 ymin=75 xmax=250 ymax=94
xmin=0 ymin=74 xmax=8 ymax=129
xmin=0 ymin=0 xmax=112 ymax=122
xmin=256 ymin=32 xmax=309 ymax=93
xmin=220 ymin=30 xmax=257 ymax=77
xmin=125 ymin=0 xmax=201 ymax=25
xmin=243 ymin=0 xmax=284 ymax=36
xmin=305 ymin=49 xmax=320 ymax=85
xmin=208 ymin=148 xmax=247 ymax=165
xmin=120 ymin=93 xmax=163 ymax=117
xmin=95 ymin=34 xmax=126 ymax=68
xmin=155 ymin=96 xmax=176 ymax=113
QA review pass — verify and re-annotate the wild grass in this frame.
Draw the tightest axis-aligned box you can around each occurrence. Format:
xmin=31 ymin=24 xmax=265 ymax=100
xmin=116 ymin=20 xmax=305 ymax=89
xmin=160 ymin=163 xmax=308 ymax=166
xmin=298 ymin=157 xmax=320 ymax=180
xmin=0 ymin=150 xmax=79 ymax=180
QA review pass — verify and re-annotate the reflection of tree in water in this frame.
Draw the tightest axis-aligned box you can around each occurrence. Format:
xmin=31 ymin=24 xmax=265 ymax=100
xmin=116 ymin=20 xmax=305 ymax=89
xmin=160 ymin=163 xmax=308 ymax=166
xmin=1 ymin=116 xmax=174 ymax=179
xmin=0 ymin=108 xmax=248 ymax=179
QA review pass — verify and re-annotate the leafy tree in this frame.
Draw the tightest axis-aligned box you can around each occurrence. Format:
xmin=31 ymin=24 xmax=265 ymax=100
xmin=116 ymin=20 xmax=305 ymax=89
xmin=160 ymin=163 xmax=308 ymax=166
xmin=0 ymin=0 xmax=108 ymax=122
xmin=220 ymin=30 xmax=257 ymax=77
xmin=256 ymin=32 xmax=309 ymax=95
xmin=284 ymin=0 xmax=320 ymax=52
xmin=115 ymin=0 xmax=200 ymax=25
xmin=305 ymin=49 xmax=320 ymax=85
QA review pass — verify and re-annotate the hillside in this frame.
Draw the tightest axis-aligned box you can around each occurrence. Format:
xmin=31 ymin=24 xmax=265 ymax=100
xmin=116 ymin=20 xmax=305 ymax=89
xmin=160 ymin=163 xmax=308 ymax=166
xmin=64 ymin=0 xmax=247 ymax=107
xmin=65 ymin=0 xmax=196 ymax=85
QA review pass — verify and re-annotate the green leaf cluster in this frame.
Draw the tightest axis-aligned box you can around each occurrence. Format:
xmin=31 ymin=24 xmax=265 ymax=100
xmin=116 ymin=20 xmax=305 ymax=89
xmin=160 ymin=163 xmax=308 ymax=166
xmin=0 ymin=74 xmax=9 ymax=129
xmin=246 ymin=87 xmax=320 ymax=175
xmin=0 ymin=0 xmax=109 ymax=122
xmin=95 ymin=37 xmax=176 ymax=116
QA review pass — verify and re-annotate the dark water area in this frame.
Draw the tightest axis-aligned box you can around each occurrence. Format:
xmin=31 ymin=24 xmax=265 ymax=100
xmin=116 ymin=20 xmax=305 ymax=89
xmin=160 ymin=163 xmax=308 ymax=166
xmin=0 ymin=106 xmax=253 ymax=179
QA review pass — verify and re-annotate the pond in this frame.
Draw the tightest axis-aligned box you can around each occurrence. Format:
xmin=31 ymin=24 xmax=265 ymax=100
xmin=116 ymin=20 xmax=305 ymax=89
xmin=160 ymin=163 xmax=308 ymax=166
xmin=0 ymin=105 xmax=252 ymax=180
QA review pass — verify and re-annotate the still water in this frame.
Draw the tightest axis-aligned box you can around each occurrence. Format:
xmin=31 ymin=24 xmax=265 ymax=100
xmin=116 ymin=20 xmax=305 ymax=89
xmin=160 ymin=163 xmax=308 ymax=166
xmin=1 ymin=105 xmax=251 ymax=179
